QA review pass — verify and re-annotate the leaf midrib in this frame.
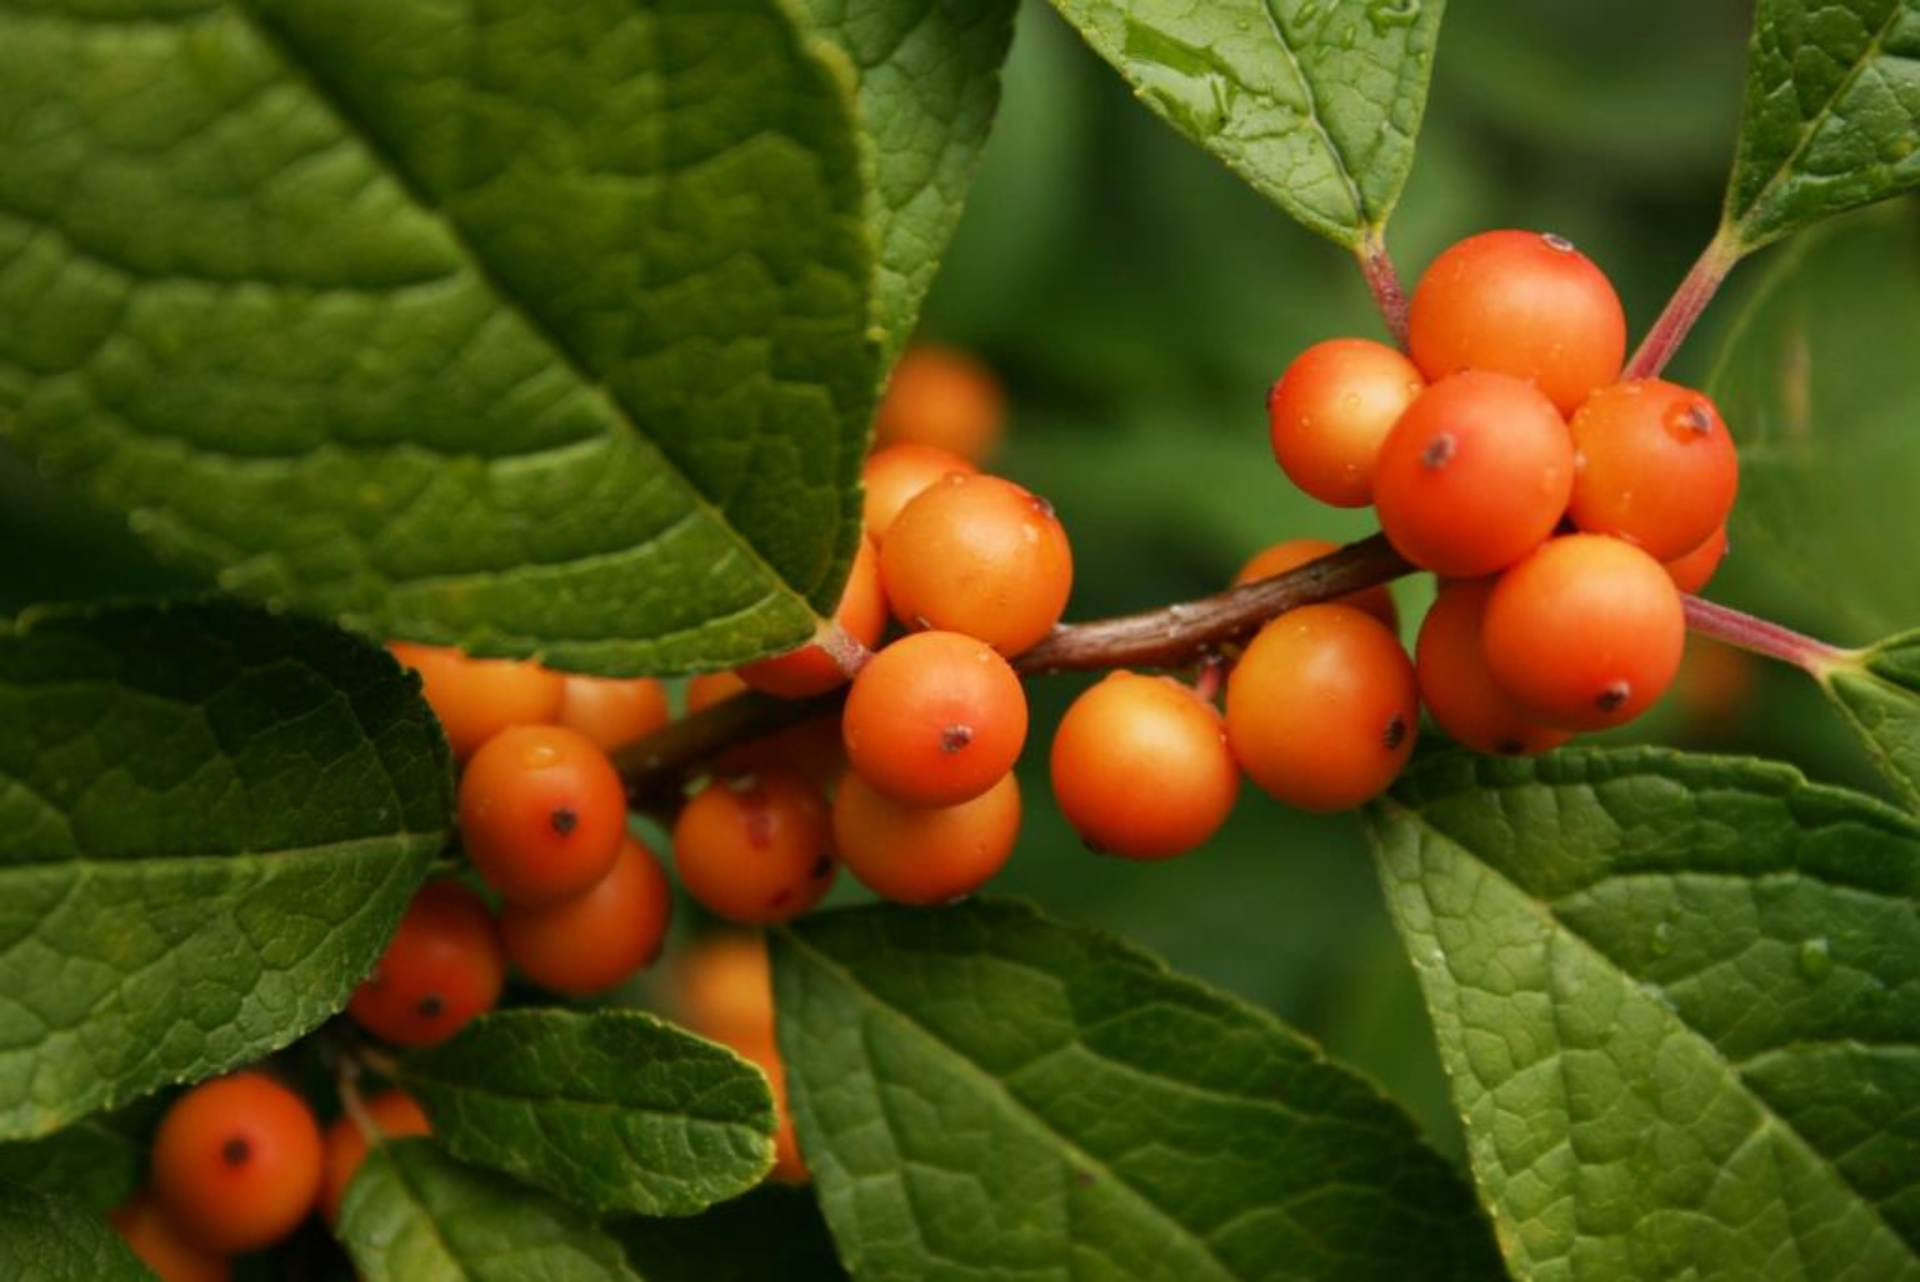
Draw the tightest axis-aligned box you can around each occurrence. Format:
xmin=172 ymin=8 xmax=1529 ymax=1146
xmin=1258 ymin=0 xmax=1367 ymax=233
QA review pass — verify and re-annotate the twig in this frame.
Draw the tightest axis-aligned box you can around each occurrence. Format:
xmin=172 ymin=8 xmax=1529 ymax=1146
xmin=1625 ymin=228 xmax=1743 ymax=379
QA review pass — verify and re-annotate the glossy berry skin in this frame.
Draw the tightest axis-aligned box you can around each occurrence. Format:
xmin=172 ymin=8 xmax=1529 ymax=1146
xmin=1050 ymin=673 xmax=1239 ymax=859
xmin=1408 ymin=229 xmax=1627 ymax=414
xmin=348 ymin=880 xmax=506 ymax=1048
xmin=557 ymin=674 xmax=670 ymax=754
xmin=833 ymin=772 xmax=1022 ymax=904
xmin=1483 ymin=534 xmax=1686 ymax=731
xmin=863 ymin=442 xmax=979 ymax=541
xmin=387 ymin=644 xmax=564 ymax=761
xmin=149 ymin=1072 xmax=324 ymax=1255
xmin=502 ymin=836 xmax=672 ymax=995
xmin=672 ymin=769 xmax=837 ymax=924
xmin=1373 ymin=371 xmax=1575 ymax=578
xmin=1267 ymin=338 xmax=1426 ymax=507
xmin=873 ymin=344 xmax=1006 ymax=462
xmin=879 ymin=473 xmax=1073 ymax=657
xmin=1226 ymin=605 xmax=1418 ymax=812
xmin=1569 ymin=380 xmax=1739 ymax=560
xmin=109 ymin=1190 xmax=232 ymax=1282
xmin=739 ymin=538 xmax=889 ymax=699
xmin=669 ymin=932 xmax=774 ymax=1049
xmin=1664 ymin=523 xmax=1729 ymax=594
xmin=842 ymin=631 xmax=1028 ymax=807
xmin=319 ymin=1090 xmax=432 ymax=1223
xmin=458 ymin=724 xmax=628 ymax=906
xmin=1415 ymin=580 xmax=1571 ymax=756
xmin=1233 ymin=538 xmax=1398 ymax=631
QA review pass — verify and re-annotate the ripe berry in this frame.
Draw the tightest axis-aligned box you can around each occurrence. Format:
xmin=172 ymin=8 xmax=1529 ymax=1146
xmin=863 ymin=443 xmax=980 ymax=541
xmin=1226 ymin=604 xmax=1418 ymax=812
xmin=149 ymin=1072 xmax=324 ymax=1255
xmin=319 ymin=1090 xmax=431 ymax=1223
xmin=743 ymin=1040 xmax=808 ymax=1185
xmin=348 ymin=880 xmax=506 ymax=1048
xmin=557 ymin=674 xmax=670 ymax=754
xmin=833 ymin=772 xmax=1022 ymax=903
xmin=1415 ymin=580 xmax=1571 ymax=756
xmin=668 ymin=932 xmax=774 ymax=1049
xmin=108 ymin=1190 xmax=231 ymax=1282
xmin=873 ymin=344 xmax=1005 ymax=462
xmin=842 ymin=631 xmax=1028 ymax=806
xmin=458 ymin=724 xmax=627 ymax=906
xmin=1483 ymin=534 xmax=1686 ymax=730
xmin=1373 ymin=371 xmax=1575 ymax=577
xmin=387 ymin=644 xmax=565 ymax=761
xmin=501 ymin=836 xmax=672 ymax=995
xmin=1569 ymin=380 xmax=1739 ymax=560
xmin=1664 ymin=523 xmax=1729 ymax=594
xmin=879 ymin=474 xmax=1073 ymax=657
xmin=1233 ymin=538 xmax=1398 ymax=631
xmin=1408 ymin=229 xmax=1627 ymax=414
xmin=1266 ymin=338 xmax=1426 ymax=507
xmin=672 ymin=769 xmax=836 ymax=924
xmin=1050 ymin=673 xmax=1239 ymax=859
xmin=739 ymin=537 xmax=888 ymax=699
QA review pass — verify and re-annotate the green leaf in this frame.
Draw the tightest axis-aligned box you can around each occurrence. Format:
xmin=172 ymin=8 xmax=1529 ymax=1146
xmin=0 ymin=1097 xmax=164 ymax=1212
xmin=398 ymin=1009 xmax=775 ymax=1217
xmin=1371 ymin=748 xmax=1920 ymax=1280
xmin=797 ymin=0 xmax=1019 ymax=363
xmin=613 ymin=1185 xmax=850 ymax=1282
xmin=0 ymin=0 xmax=878 ymax=675
xmin=0 ymin=1184 xmax=148 ymax=1282
xmin=0 ymin=599 xmax=447 ymax=1140
xmin=1823 ymin=630 xmax=1920 ymax=811
xmin=773 ymin=898 xmax=1501 ymax=1281
xmin=1724 ymin=0 xmax=1920 ymax=251
xmin=338 ymin=1139 xmax=642 ymax=1282
xmin=1707 ymin=202 xmax=1920 ymax=640
xmin=1044 ymin=0 xmax=1445 ymax=248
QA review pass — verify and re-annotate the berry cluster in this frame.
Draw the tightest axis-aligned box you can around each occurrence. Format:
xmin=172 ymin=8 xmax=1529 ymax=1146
xmin=1261 ymin=229 xmax=1736 ymax=779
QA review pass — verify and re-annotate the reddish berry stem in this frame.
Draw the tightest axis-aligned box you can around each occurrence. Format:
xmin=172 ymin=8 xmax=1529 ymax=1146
xmin=1681 ymin=593 xmax=1847 ymax=675
xmin=1624 ymin=228 xmax=1743 ymax=380
xmin=1358 ymin=231 xmax=1411 ymax=350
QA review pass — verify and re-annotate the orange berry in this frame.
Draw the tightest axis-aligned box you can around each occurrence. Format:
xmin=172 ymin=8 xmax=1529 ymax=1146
xmin=863 ymin=443 xmax=979 ymax=541
xmin=1663 ymin=523 xmax=1730 ymax=594
xmin=149 ymin=1073 xmax=324 ymax=1255
xmin=672 ymin=770 xmax=837 ymax=924
xmin=1569 ymin=380 xmax=1739 ymax=560
xmin=108 ymin=1189 xmax=231 ymax=1282
xmin=1226 ymin=605 xmax=1418 ymax=812
xmin=1415 ymin=580 xmax=1571 ymax=756
xmin=833 ymin=772 xmax=1022 ymax=904
xmin=501 ymin=836 xmax=672 ymax=995
xmin=1266 ymin=338 xmax=1426 ymax=507
xmin=458 ymin=724 xmax=627 ymax=906
xmin=873 ymin=344 xmax=1006 ymax=462
xmin=1050 ymin=672 xmax=1239 ymax=859
xmin=318 ymin=1091 xmax=431 ymax=1223
xmin=557 ymin=674 xmax=670 ymax=754
xmin=1483 ymin=534 xmax=1686 ymax=731
xmin=1232 ymin=538 xmax=1398 ymax=631
xmin=348 ymin=880 xmax=506 ymax=1048
xmin=739 ymin=538 xmax=888 ymax=699
xmin=879 ymin=473 xmax=1073 ymax=657
xmin=668 ymin=933 xmax=774 ymax=1049
xmin=842 ymin=631 xmax=1028 ymax=807
xmin=386 ymin=643 xmax=563 ymax=760
xmin=739 ymin=1038 xmax=808 ymax=1185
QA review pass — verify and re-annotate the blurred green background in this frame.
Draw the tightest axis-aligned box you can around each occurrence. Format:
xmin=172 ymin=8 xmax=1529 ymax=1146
xmin=2 ymin=0 xmax=1897 ymax=1158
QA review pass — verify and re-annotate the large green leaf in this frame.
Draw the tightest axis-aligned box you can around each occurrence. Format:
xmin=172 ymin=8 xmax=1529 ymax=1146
xmin=398 ymin=1009 xmax=775 ymax=1217
xmin=0 ymin=600 xmax=447 ymax=1139
xmin=0 ymin=0 xmax=877 ymax=675
xmin=338 ymin=1139 xmax=642 ymax=1282
xmin=773 ymin=898 xmax=1500 ymax=1281
xmin=1707 ymin=203 xmax=1920 ymax=640
xmin=798 ymin=0 xmax=1019 ymax=363
xmin=1823 ymin=630 xmax=1920 ymax=811
xmin=1045 ymin=0 xmax=1445 ymax=249
xmin=0 ymin=1096 xmax=163 ymax=1212
xmin=1724 ymin=0 xmax=1920 ymax=252
xmin=613 ymin=1185 xmax=850 ymax=1282
xmin=0 ymin=1185 xmax=147 ymax=1282
xmin=1371 ymin=749 xmax=1920 ymax=1280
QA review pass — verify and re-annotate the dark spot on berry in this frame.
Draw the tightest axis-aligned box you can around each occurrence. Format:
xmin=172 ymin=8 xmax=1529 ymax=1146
xmin=1596 ymin=682 xmax=1630 ymax=713
xmin=940 ymin=724 xmax=974 ymax=753
xmin=1682 ymin=403 xmax=1714 ymax=435
xmin=549 ymin=807 xmax=578 ymax=836
xmin=768 ymin=887 xmax=794 ymax=909
xmin=416 ymin=993 xmax=445 ymax=1021
xmin=1542 ymin=232 xmax=1575 ymax=252
xmin=811 ymin=855 xmax=833 ymax=879
xmin=1266 ymin=380 xmax=1284 ymax=411
xmin=1383 ymin=714 xmax=1407 ymax=751
xmin=1496 ymin=738 xmax=1526 ymax=756
xmin=1030 ymin=493 xmax=1056 ymax=520
xmin=910 ymin=614 xmax=935 ymax=632
xmin=221 ymin=1137 xmax=251 ymax=1168
xmin=1421 ymin=433 xmax=1457 ymax=470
